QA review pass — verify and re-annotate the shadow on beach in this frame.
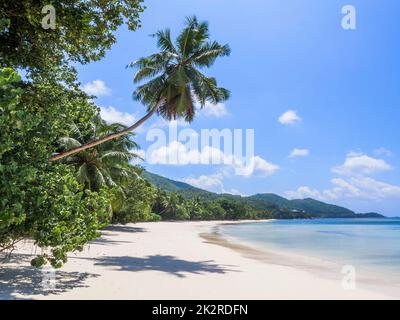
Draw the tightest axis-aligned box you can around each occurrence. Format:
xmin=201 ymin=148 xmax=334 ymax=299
xmin=90 ymin=238 xmax=133 ymax=246
xmin=91 ymin=254 xmax=237 ymax=278
xmin=104 ymin=225 xmax=146 ymax=234
xmin=91 ymin=224 xmax=147 ymax=246
xmin=0 ymin=254 xmax=99 ymax=300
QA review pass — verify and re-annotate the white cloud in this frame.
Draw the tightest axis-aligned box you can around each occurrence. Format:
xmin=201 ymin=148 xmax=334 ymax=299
xmin=100 ymin=106 xmax=136 ymax=126
xmin=332 ymin=152 xmax=392 ymax=176
xmin=349 ymin=176 xmax=400 ymax=199
xmin=285 ymin=186 xmax=322 ymax=200
xmin=331 ymin=178 xmax=361 ymax=196
xmin=286 ymin=152 xmax=399 ymax=201
xmin=288 ymin=148 xmax=309 ymax=158
xmin=286 ymin=177 xmax=400 ymax=201
xmin=199 ymin=102 xmax=228 ymax=118
xmin=374 ymin=147 xmax=393 ymax=157
xmin=238 ymin=155 xmax=279 ymax=177
xmin=182 ymin=173 xmax=224 ymax=190
xmin=278 ymin=110 xmax=301 ymax=125
xmin=145 ymin=140 xmax=279 ymax=177
xmin=226 ymin=188 xmax=244 ymax=196
xmin=182 ymin=173 xmax=246 ymax=194
xmin=83 ymin=80 xmax=112 ymax=97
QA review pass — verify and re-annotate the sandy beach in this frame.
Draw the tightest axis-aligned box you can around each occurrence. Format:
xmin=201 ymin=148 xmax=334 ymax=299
xmin=0 ymin=221 xmax=396 ymax=300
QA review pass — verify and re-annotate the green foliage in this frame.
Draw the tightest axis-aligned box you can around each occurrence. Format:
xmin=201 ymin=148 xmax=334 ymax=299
xmin=141 ymin=171 xmax=380 ymax=220
xmin=248 ymin=194 xmax=355 ymax=217
xmin=60 ymin=120 xmax=141 ymax=192
xmin=0 ymin=68 xmax=110 ymax=267
xmin=128 ymin=15 xmax=230 ymax=122
xmin=0 ymin=0 xmax=145 ymax=71
xmin=28 ymin=167 xmax=110 ymax=268
xmin=112 ymin=177 xmax=161 ymax=224
xmin=141 ymin=171 xmax=196 ymax=192
xmin=0 ymin=0 xmax=147 ymax=268
xmin=157 ymin=192 xmax=188 ymax=220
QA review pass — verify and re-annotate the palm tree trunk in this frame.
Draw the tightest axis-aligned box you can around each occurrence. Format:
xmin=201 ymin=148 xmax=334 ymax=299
xmin=49 ymin=104 xmax=160 ymax=162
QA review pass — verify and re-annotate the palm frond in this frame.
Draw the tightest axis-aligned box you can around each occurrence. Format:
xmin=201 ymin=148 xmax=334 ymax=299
xmin=153 ymin=29 xmax=178 ymax=54
xmin=191 ymin=41 xmax=231 ymax=67
xmin=59 ymin=136 xmax=82 ymax=149
xmin=101 ymin=151 xmax=138 ymax=162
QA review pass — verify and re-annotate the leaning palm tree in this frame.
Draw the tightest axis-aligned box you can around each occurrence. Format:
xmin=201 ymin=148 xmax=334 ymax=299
xmin=60 ymin=120 xmax=141 ymax=192
xmin=50 ymin=16 xmax=230 ymax=161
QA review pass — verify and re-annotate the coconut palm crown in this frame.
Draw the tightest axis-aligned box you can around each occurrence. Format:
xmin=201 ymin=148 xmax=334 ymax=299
xmin=60 ymin=120 xmax=141 ymax=191
xmin=129 ymin=16 xmax=231 ymax=122
xmin=50 ymin=16 xmax=230 ymax=161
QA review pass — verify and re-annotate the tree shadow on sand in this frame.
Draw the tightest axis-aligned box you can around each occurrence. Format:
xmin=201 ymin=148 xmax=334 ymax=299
xmin=91 ymin=254 xmax=238 ymax=278
xmin=104 ymin=225 xmax=146 ymax=233
xmin=90 ymin=238 xmax=133 ymax=246
xmin=0 ymin=254 xmax=99 ymax=299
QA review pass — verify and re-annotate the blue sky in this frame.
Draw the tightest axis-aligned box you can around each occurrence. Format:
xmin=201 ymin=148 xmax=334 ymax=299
xmin=77 ymin=0 xmax=400 ymax=216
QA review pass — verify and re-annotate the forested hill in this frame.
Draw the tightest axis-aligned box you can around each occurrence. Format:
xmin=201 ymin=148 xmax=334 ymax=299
xmin=143 ymin=171 xmax=385 ymax=219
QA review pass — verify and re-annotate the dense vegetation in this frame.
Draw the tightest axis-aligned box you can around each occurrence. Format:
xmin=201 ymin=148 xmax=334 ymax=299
xmin=0 ymin=1 xmax=146 ymax=267
xmin=0 ymin=3 xmax=238 ymax=268
xmin=144 ymin=172 xmax=385 ymax=219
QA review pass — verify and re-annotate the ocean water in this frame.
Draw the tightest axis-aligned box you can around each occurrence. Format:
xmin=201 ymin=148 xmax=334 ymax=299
xmin=220 ymin=218 xmax=400 ymax=283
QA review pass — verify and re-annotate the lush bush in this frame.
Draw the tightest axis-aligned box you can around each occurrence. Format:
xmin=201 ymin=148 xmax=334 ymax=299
xmin=0 ymin=68 xmax=111 ymax=267
xmin=0 ymin=1 xmax=144 ymax=71
xmin=112 ymin=177 xmax=161 ymax=224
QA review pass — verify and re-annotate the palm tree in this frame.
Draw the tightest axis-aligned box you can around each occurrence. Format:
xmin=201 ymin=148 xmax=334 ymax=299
xmin=50 ymin=16 xmax=230 ymax=161
xmin=159 ymin=192 xmax=189 ymax=220
xmin=60 ymin=120 xmax=141 ymax=192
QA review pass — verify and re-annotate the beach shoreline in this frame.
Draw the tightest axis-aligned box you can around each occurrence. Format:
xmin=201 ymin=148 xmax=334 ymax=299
xmin=0 ymin=220 xmax=396 ymax=300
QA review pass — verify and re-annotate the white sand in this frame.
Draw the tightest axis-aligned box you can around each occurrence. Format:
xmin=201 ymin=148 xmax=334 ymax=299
xmin=0 ymin=221 xmax=397 ymax=300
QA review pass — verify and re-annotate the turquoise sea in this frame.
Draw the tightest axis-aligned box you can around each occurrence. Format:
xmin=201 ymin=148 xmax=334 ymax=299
xmin=220 ymin=218 xmax=400 ymax=287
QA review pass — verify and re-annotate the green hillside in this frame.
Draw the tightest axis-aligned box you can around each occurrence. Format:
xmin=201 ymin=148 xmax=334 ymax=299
xmin=142 ymin=171 xmax=385 ymax=219
xmin=248 ymin=194 xmax=354 ymax=217
xmin=142 ymin=171 xmax=197 ymax=192
xmin=248 ymin=193 xmax=292 ymax=208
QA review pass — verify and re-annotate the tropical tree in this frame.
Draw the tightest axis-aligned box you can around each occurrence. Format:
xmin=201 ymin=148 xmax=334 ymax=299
xmin=186 ymin=198 xmax=205 ymax=220
xmin=151 ymin=192 xmax=188 ymax=220
xmin=112 ymin=176 xmax=161 ymax=224
xmin=0 ymin=1 xmax=145 ymax=268
xmin=0 ymin=1 xmax=144 ymax=71
xmin=0 ymin=68 xmax=111 ymax=267
xmin=59 ymin=119 xmax=141 ymax=192
xmin=50 ymin=16 xmax=230 ymax=161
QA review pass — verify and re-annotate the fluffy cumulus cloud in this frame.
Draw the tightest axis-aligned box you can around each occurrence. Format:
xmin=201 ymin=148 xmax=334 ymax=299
xmin=182 ymin=173 xmax=246 ymax=195
xmin=288 ymin=148 xmax=309 ymax=158
xmin=332 ymin=152 xmax=392 ymax=176
xmin=99 ymin=106 xmax=136 ymax=126
xmin=182 ymin=173 xmax=224 ymax=191
xmin=278 ymin=110 xmax=301 ymax=125
xmin=241 ymin=155 xmax=279 ymax=176
xmin=285 ymin=186 xmax=322 ymax=200
xmin=144 ymin=140 xmax=279 ymax=177
xmin=286 ymin=152 xmax=400 ymax=201
xmin=83 ymin=80 xmax=112 ymax=97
